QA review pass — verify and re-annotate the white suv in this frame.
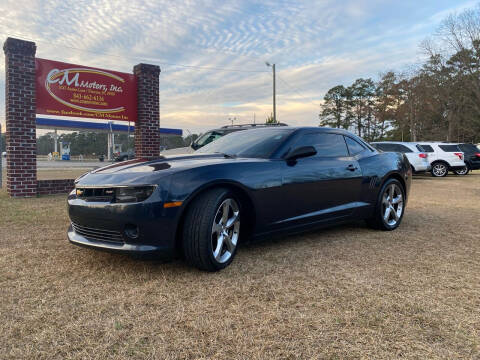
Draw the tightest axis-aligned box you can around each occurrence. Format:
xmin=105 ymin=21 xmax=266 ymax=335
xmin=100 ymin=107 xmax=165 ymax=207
xmin=417 ymin=142 xmax=465 ymax=177
xmin=371 ymin=142 xmax=431 ymax=173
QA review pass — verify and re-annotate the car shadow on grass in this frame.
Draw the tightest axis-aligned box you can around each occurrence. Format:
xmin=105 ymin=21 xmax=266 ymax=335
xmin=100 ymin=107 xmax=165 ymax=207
xmin=71 ymin=220 xmax=371 ymax=275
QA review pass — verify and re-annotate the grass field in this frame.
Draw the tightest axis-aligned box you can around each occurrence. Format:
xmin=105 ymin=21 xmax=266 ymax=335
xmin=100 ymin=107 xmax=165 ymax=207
xmin=36 ymin=169 xmax=92 ymax=180
xmin=1 ymin=172 xmax=479 ymax=359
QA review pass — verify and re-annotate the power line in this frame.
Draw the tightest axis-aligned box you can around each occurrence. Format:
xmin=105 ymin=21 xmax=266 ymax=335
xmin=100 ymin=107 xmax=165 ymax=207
xmin=275 ymin=74 xmax=320 ymax=107
xmin=1 ymin=32 xmax=270 ymax=74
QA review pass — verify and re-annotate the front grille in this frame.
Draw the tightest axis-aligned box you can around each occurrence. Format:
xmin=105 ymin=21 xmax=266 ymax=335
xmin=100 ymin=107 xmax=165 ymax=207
xmin=71 ymin=222 xmax=124 ymax=243
xmin=76 ymin=187 xmax=115 ymax=202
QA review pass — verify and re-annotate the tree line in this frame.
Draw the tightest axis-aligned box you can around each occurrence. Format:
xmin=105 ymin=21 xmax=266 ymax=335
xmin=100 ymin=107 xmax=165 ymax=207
xmin=36 ymin=132 xmax=194 ymax=156
xmin=320 ymin=5 xmax=480 ymax=143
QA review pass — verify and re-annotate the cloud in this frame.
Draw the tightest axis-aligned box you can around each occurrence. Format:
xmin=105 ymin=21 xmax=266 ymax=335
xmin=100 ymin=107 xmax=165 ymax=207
xmin=0 ymin=0 xmax=476 ymax=135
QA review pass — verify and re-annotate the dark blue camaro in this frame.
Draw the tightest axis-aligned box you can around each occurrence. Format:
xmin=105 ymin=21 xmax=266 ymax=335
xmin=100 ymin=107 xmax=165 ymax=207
xmin=68 ymin=127 xmax=411 ymax=271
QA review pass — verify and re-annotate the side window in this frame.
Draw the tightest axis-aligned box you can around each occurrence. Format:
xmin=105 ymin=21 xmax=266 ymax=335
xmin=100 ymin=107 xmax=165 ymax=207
xmin=439 ymin=144 xmax=460 ymax=152
xmin=418 ymin=144 xmax=434 ymax=153
xmin=297 ymin=133 xmax=348 ymax=157
xmin=394 ymin=144 xmax=413 ymax=153
xmin=345 ymin=136 xmax=366 ymax=155
xmin=375 ymin=143 xmax=394 ymax=151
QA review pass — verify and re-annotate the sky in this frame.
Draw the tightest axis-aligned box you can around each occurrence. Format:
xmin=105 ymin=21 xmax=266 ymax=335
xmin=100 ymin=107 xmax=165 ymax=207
xmin=0 ymin=0 xmax=477 ymax=135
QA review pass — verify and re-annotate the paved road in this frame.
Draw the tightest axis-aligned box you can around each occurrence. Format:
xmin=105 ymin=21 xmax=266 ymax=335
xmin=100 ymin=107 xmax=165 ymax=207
xmin=37 ymin=160 xmax=113 ymax=169
xmin=1 ymin=158 xmax=112 ymax=170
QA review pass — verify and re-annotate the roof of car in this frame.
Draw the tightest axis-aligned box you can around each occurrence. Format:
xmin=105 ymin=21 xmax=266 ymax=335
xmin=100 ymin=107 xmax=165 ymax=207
xmin=371 ymin=141 xmax=419 ymax=145
xmin=219 ymin=123 xmax=289 ymax=129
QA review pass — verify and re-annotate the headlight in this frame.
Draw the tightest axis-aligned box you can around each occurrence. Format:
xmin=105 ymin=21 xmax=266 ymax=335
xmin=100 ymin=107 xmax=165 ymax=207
xmin=115 ymin=186 xmax=156 ymax=203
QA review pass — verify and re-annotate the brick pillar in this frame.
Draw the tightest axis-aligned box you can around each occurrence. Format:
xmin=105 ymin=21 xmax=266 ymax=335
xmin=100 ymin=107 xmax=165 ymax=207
xmin=3 ymin=38 xmax=37 ymax=197
xmin=133 ymin=63 xmax=160 ymax=159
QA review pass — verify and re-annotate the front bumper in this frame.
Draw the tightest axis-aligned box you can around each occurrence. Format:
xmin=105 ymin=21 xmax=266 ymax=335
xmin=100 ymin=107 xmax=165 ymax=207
xmin=68 ymin=225 xmax=174 ymax=256
xmin=67 ymin=197 xmax=181 ymax=257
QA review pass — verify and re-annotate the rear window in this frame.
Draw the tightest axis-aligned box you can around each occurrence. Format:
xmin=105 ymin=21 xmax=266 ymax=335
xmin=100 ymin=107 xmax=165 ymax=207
xmin=439 ymin=145 xmax=460 ymax=152
xmin=418 ymin=144 xmax=434 ymax=153
xmin=458 ymin=144 xmax=480 ymax=153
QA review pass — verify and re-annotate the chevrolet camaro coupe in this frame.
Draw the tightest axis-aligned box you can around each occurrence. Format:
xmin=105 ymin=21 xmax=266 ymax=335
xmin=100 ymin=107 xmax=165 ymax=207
xmin=68 ymin=127 xmax=411 ymax=271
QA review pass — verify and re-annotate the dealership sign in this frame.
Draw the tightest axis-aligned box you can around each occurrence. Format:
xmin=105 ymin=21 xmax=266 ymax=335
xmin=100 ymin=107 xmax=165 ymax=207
xmin=36 ymin=58 xmax=137 ymax=122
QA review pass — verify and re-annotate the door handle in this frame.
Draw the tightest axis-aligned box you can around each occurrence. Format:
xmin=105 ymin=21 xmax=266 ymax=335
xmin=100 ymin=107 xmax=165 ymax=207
xmin=346 ymin=164 xmax=357 ymax=171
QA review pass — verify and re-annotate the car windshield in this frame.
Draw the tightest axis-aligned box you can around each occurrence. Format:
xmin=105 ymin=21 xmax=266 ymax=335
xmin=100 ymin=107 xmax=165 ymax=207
xmin=195 ymin=131 xmax=224 ymax=147
xmin=195 ymin=128 xmax=293 ymax=158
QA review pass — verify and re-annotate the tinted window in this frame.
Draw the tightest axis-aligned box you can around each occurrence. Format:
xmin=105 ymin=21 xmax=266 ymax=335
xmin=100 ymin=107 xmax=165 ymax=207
xmin=374 ymin=143 xmax=395 ymax=151
xmin=296 ymin=133 xmax=348 ymax=157
xmin=419 ymin=144 xmax=434 ymax=152
xmin=373 ymin=143 xmax=387 ymax=151
xmin=196 ymin=128 xmax=293 ymax=158
xmin=458 ymin=144 xmax=480 ymax=154
xmin=394 ymin=144 xmax=413 ymax=153
xmin=439 ymin=145 xmax=460 ymax=152
xmin=195 ymin=131 xmax=224 ymax=146
xmin=346 ymin=137 xmax=366 ymax=155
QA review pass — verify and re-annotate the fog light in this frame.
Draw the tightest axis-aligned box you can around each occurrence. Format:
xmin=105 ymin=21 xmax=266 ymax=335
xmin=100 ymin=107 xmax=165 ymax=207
xmin=124 ymin=224 xmax=139 ymax=239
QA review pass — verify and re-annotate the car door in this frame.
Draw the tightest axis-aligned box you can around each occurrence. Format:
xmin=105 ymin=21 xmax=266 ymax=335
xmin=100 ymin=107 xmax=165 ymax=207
xmin=274 ymin=132 xmax=363 ymax=230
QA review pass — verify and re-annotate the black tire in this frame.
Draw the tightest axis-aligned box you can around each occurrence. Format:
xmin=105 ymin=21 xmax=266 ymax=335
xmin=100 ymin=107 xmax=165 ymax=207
xmin=431 ymin=162 xmax=449 ymax=177
xmin=182 ymin=188 xmax=241 ymax=271
xmin=366 ymin=178 xmax=406 ymax=231
xmin=453 ymin=165 xmax=469 ymax=175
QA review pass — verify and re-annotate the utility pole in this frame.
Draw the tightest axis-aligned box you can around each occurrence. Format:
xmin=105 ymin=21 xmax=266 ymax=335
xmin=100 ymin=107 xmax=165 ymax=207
xmin=266 ymin=62 xmax=276 ymax=123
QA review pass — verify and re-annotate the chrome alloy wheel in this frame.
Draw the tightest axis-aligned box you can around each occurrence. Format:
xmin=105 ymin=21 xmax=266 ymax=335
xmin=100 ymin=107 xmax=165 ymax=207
xmin=432 ymin=163 xmax=447 ymax=177
xmin=455 ymin=166 xmax=469 ymax=175
xmin=211 ymin=198 xmax=240 ymax=263
xmin=382 ymin=183 xmax=404 ymax=227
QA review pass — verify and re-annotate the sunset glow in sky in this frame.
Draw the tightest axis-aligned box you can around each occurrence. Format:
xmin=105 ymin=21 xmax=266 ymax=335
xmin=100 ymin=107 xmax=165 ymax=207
xmin=0 ymin=0 xmax=477 ymax=134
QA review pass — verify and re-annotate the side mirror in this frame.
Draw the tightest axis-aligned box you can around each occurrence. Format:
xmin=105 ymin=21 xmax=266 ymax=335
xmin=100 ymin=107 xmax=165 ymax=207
xmin=285 ymin=146 xmax=317 ymax=161
xmin=191 ymin=142 xmax=198 ymax=150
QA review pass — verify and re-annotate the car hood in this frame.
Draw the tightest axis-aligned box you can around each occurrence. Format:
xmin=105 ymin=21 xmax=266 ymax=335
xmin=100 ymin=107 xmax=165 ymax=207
xmin=75 ymin=153 xmax=251 ymax=186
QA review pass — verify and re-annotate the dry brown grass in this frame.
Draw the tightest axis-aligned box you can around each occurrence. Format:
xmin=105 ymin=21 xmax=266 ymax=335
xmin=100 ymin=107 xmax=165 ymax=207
xmin=1 ymin=169 xmax=90 ymax=183
xmin=36 ymin=169 xmax=91 ymax=180
xmin=1 ymin=172 xmax=479 ymax=359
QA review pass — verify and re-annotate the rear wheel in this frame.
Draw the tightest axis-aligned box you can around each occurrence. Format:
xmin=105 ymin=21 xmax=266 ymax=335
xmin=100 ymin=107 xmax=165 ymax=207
xmin=454 ymin=166 xmax=469 ymax=175
xmin=182 ymin=188 xmax=241 ymax=271
xmin=431 ymin=162 xmax=448 ymax=177
xmin=366 ymin=178 xmax=405 ymax=231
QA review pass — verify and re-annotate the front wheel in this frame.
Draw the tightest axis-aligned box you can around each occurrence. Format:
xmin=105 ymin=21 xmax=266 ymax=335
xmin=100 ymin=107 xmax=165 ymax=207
xmin=182 ymin=188 xmax=241 ymax=271
xmin=454 ymin=166 xmax=469 ymax=175
xmin=366 ymin=179 xmax=405 ymax=231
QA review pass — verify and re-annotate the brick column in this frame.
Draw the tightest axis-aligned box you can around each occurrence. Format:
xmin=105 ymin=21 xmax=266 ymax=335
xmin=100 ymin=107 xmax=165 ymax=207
xmin=133 ymin=63 xmax=160 ymax=159
xmin=3 ymin=37 xmax=37 ymax=197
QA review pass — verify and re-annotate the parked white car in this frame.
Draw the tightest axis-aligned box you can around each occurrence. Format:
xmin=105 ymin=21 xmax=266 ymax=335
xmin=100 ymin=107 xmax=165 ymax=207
xmin=417 ymin=142 xmax=465 ymax=177
xmin=371 ymin=142 xmax=431 ymax=174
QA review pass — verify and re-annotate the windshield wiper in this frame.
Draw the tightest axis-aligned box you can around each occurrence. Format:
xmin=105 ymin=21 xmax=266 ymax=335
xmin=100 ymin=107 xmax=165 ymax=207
xmin=213 ymin=152 xmax=236 ymax=158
